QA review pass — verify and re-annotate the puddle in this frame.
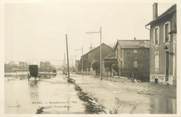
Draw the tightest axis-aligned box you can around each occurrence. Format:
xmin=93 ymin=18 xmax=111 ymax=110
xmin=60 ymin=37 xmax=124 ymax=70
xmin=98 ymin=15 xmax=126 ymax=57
xmin=150 ymin=96 xmax=176 ymax=114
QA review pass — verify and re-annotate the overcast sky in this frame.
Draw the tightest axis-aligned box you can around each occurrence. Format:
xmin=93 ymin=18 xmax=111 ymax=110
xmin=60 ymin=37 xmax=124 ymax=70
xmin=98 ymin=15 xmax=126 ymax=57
xmin=4 ymin=0 xmax=174 ymax=65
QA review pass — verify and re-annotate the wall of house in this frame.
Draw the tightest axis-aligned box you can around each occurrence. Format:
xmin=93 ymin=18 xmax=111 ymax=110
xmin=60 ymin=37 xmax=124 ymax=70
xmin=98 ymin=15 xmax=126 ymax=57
xmin=115 ymin=46 xmax=150 ymax=82
xmin=149 ymin=12 xmax=176 ymax=84
xmin=88 ymin=45 xmax=113 ymax=73
xmin=88 ymin=45 xmax=113 ymax=62
xmin=115 ymin=44 xmax=124 ymax=76
xmin=150 ymin=22 xmax=166 ymax=82
xmin=170 ymin=13 xmax=177 ymax=85
xmin=80 ymin=44 xmax=113 ymax=73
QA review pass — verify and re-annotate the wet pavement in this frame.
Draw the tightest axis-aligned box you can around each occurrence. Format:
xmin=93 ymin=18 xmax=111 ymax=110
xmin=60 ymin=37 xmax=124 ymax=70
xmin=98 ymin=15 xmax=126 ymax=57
xmin=4 ymin=73 xmax=176 ymax=114
xmin=71 ymin=74 xmax=176 ymax=114
xmin=5 ymin=74 xmax=85 ymax=114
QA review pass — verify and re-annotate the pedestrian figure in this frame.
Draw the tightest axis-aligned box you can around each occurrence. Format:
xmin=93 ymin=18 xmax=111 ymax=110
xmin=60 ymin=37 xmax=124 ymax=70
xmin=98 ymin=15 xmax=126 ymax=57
xmin=131 ymin=72 xmax=135 ymax=82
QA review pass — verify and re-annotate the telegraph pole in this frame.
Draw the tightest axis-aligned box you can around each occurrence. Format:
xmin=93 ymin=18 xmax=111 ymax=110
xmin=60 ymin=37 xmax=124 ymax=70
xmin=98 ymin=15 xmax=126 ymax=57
xmin=99 ymin=27 xmax=102 ymax=80
xmin=66 ymin=35 xmax=70 ymax=113
xmin=66 ymin=34 xmax=70 ymax=79
xmin=81 ymin=47 xmax=84 ymax=73
xmin=86 ymin=26 xmax=103 ymax=80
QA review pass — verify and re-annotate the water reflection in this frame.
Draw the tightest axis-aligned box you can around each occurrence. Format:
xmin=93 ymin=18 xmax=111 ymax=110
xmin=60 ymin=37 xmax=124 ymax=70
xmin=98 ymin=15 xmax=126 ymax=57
xmin=5 ymin=75 xmax=85 ymax=114
xmin=150 ymin=96 xmax=176 ymax=114
xmin=28 ymin=80 xmax=39 ymax=103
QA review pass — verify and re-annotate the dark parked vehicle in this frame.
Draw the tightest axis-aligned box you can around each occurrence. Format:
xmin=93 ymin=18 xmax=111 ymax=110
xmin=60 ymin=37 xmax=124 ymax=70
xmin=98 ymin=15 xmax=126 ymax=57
xmin=29 ymin=65 xmax=38 ymax=78
xmin=52 ymin=69 xmax=57 ymax=76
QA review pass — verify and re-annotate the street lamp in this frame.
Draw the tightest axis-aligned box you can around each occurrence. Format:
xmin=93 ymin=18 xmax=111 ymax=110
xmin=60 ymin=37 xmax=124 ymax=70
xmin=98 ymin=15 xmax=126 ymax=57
xmin=86 ymin=27 xmax=103 ymax=80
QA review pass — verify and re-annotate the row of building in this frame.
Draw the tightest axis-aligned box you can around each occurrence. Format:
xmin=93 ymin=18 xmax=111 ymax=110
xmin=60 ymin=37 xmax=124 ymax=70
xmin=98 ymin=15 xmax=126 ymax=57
xmin=4 ymin=61 xmax=56 ymax=73
xmin=76 ymin=3 xmax=177 ymax=85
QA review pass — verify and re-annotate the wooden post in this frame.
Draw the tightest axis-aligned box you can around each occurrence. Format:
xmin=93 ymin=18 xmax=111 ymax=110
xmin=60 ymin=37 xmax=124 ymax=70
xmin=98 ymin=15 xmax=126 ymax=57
xmin=82 ymin=47 xmax=84 ymax=73
xmin=100 ymin=27 xmax=102 ymax=80
xmin=66 ymin=34 xmax=70 ymax=79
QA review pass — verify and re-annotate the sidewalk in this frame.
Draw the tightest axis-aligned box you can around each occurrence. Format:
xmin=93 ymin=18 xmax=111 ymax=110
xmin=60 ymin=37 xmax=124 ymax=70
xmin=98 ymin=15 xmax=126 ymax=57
xmin=71 ymin=74 xmax=176 ymax=114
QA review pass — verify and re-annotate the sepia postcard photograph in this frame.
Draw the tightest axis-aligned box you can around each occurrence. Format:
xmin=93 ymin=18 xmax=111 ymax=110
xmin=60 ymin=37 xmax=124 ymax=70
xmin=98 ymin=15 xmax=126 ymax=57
xmin=0 ymin=0 xmax=180 ymax=116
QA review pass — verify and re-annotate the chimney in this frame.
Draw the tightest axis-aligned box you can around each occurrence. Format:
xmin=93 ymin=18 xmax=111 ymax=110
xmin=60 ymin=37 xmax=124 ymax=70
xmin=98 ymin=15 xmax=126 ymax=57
xmin=153 ymin=3 xmax=158 ymax=20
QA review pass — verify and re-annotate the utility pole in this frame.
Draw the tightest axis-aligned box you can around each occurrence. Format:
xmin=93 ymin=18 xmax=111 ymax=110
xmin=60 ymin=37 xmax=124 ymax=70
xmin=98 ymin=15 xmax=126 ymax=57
xmin=99 ymin=27 xmax=102 ymax=80
xmin=66 ymin=34 xmax=70 ymax=79
xmin=86 ymin=26 xmax=103 ymax=80
xmin=81 ymin=47 xmax=84 ymax=73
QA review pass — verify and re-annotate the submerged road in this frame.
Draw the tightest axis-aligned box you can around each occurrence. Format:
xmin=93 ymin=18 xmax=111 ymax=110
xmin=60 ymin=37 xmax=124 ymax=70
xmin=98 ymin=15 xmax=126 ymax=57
xmin=5 ymin=74 xmax=85 ymax=114
xmin=72 ymin=74 xmax=176 ymax=114
xmin=4 ymin=72 xmax=177 ymax=114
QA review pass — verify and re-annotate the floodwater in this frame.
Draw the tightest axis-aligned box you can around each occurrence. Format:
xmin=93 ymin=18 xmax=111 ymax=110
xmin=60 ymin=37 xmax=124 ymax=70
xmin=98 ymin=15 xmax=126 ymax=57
xmin=72 ymin=74 xmax=177 ymax=114
xmin=5 ymin=74 xmax=85 ymax=114
xmin=150 ymin=96 xmax=176 ymax=114
xmin=4 ymin=73 xmax=176 ymax=114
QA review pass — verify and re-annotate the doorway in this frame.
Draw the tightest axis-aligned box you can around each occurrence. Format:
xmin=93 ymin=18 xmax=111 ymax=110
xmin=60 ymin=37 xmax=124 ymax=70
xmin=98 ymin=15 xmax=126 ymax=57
xmin=165 ymin=52 xmax=169 ymax=81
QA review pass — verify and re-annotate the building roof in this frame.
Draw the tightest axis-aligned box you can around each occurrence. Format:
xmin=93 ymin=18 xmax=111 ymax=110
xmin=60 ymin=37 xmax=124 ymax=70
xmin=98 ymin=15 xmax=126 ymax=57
xmin=114 ymin=40 xmax=150 ymax=49
xmin=82 ymin=43 xmax=113 ymax=58
xmin=146 ymin=4 xmax=176 ymax=26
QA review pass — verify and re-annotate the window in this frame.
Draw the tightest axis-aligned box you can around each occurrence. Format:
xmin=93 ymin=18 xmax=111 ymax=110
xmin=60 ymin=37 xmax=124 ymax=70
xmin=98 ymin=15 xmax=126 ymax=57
xmin=133 ymin=49 xmax=138 ymax=54
xmin=133 ymin=61 xmax=138 ymax=68
xmin=119 ymin=48 xmax=122 ymax=56
xmin=164 ymin=22 xmax=171 ymax=42
xmin=155 ymin=55 xmax=159 ymax=72
xmin=153 ymin=26 xmax=159 ymax=45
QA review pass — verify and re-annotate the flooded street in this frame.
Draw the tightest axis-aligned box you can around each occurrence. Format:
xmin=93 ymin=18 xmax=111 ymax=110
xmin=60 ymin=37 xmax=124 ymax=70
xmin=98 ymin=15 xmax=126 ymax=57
xmin=150 ymin=95 xmax=176 ymax=114
xmin=3 ymin=0 xmax=179 ymax=115
xmin=4 ymin=73 xmax=176 ymax=114
xmin=72 ymin=74 xmax=176 ymax=114
xmin=5 ymin=74 xmax=85 ymax=114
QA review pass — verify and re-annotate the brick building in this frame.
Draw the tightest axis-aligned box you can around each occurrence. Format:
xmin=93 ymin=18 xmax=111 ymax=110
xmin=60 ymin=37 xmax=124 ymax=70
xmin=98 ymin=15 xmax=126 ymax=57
xmin=103 ymin=52 xmax=117 ymax=76
xmin=79 ymin=43 xmax=113 ymax=74
xmin=114 ymin=40 xmax=150 ymax=82
xmin=146 ymin=3 xmax=176 ymax=85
